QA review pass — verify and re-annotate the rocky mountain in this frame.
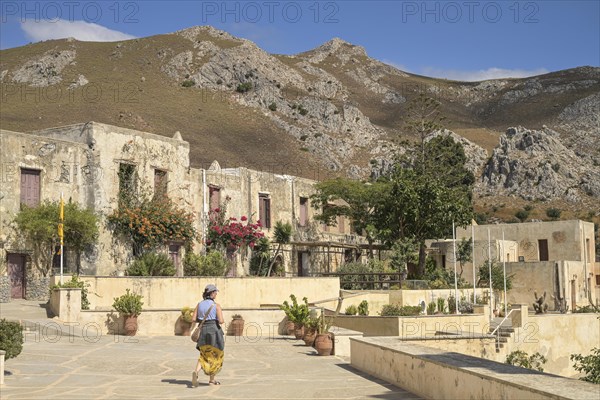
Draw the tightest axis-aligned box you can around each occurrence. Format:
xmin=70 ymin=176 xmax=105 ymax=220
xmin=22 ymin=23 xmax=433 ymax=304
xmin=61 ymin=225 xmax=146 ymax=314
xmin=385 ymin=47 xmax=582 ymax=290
xmin=0 ymin=26 xmax=599 ymax=217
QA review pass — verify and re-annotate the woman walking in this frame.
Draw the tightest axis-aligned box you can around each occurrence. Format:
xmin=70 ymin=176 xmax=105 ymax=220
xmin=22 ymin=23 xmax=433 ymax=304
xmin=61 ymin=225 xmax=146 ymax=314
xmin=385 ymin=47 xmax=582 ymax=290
xmin=191 ymin=284 xmax=225 ymax=387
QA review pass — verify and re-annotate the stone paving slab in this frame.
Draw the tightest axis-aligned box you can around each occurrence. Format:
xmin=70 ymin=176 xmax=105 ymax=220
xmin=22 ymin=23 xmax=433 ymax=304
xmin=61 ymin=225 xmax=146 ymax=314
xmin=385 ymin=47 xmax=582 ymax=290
xmin=1 ymin=332 xmax=422 ymax=399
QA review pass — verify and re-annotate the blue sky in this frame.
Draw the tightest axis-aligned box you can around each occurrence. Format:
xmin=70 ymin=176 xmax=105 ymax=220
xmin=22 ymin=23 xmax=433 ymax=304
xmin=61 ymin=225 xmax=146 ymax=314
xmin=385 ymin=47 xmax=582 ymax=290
xmin=1 ymin=1 xmax=598 ymax=81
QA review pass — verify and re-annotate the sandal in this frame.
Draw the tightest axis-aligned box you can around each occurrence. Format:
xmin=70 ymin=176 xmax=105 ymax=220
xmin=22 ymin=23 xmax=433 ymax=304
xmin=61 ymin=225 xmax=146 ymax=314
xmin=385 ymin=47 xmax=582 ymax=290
xmin=192 ymin=371 xmax=198 ymax=387
xmin=209 ymin=380 xmax=221 ymax=385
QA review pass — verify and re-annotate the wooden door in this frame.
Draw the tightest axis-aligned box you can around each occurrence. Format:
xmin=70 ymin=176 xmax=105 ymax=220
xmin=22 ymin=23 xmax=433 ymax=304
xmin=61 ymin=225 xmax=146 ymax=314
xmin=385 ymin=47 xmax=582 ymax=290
xmin=538 ymin=239 xmax=549 ymax=261
xmin=7 ymin=254 xmax=26 ymax=299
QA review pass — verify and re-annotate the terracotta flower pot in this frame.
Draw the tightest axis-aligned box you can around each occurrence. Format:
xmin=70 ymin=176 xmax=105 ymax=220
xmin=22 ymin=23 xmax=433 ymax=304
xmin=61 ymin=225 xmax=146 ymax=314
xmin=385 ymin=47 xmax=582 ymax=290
xmin=124 ymin=315 xmax=138 ymax=336
xmin=303 ymin=328 xmax=317 ymax=346
xmin=231 ymin=318 xmax=244 ymax=336
xmin=285 ymin=320 xmax=295 ymax=335
xmin=294 ymin=324 xmax=305 ymax=340
xmin=314 ymin=333 xmax=333 ymax=356
xmin=180 ymin=321 xmax=192 ymax=336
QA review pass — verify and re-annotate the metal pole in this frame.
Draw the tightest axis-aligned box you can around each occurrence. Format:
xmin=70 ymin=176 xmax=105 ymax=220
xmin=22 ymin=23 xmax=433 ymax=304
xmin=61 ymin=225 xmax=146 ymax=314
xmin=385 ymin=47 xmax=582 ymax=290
xmin=502 ymin=229 xmax=507 ymax=317
xmin=472 ymin=224 xmax=476 ymax=304
xmin=452 ymin=221 xmax=459 ymax=314
xmin=488 ymin=228 xmax=493 ymax=320
xmin=60 ymin=192 xmax=64 ymax=285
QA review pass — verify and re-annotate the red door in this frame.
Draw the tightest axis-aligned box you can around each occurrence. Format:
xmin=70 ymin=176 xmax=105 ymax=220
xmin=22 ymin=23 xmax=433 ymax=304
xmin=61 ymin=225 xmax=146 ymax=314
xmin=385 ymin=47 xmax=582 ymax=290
xmin=7 ymin=254 xmax=26 ymax=299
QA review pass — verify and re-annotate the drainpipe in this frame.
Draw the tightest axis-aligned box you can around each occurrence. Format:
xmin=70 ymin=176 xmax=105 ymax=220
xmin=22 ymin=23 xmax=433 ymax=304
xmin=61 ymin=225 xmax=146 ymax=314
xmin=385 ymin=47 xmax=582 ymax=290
xmin=202 ymin=169 xmax=207 ymax=255
xmin=582 ymin=222 xmax=588 ymax=297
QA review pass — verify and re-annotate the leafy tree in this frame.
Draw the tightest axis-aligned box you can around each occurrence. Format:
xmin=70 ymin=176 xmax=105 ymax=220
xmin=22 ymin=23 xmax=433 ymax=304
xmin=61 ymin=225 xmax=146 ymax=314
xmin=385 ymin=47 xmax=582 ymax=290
xmin=389 ymin=237 xmax=417 ymax=274
xmin=267 ymin=221 xmax=292 ymax=276
xmin=478 ymin=259 xmax=514 ymax=308
xmin=385 ymin=166 xmax=473 ymax=277
xmin=402 ymin=93 xmax=447 ymax=165
xmin=571 ymin=348 xmax=600 ymax=384
xmin=14 ymin=200 xmax=99 ymax=275
xmin=311 ymin=178 xmax=390 ymax=258
xmin=457 ymin=237 xmax=473 ymax=278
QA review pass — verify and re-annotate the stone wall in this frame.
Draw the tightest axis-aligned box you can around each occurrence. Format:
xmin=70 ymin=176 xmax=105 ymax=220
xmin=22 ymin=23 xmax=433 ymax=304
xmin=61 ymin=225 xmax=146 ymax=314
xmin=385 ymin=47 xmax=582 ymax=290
xmin=0 ymin=276 xmax=10 ymax=303
xmin=25 ymin=274 xmax=50 ymax=301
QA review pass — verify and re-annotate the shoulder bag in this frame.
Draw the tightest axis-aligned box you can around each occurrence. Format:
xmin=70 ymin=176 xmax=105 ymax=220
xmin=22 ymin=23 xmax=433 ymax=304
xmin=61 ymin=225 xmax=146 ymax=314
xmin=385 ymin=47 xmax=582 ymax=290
xmin=191 ymin=303 xmax=215 ymax=342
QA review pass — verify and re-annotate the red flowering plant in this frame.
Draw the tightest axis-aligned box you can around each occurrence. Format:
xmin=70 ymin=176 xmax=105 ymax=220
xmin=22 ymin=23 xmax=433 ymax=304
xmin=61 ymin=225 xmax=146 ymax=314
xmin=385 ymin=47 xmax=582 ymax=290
xmin=207 ymin=198 xmax=264 ymax=252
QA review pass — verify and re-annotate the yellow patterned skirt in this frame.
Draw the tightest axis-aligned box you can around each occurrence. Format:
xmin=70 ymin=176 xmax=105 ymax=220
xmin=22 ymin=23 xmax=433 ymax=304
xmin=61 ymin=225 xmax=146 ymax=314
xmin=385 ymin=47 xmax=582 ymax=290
xmin=198 ymin=345 xmax=224 ymax=376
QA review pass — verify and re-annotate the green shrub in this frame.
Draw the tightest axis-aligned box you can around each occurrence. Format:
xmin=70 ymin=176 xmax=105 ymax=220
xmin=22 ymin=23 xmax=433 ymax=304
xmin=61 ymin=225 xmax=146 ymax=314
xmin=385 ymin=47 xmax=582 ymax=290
xmin=112 ymin=289 xmax=143 ymax=316
xmin=0 ymin=319 xmax=24 ymax=360
xmin=358 ymin=300 xmax=369 ymax=316
xmin=571 ymin=348 xmax=600 ymax=384
xmin=515 ymin=209 xmax=529 ymax=222
xmin=345 ymin=305 xmax=358 ymax=315
xmin=181 ymin=79 xmax=195 ymax=87
xmin=50 ymin=275 xmax=91 ymax=310
xmin=336 ymin=261 xmax=384 ymax=290
xmin=236 ymin=82 xmax=253 ymax=93
xmin=126 ymin=252 xmax=175 ymax=276
xmin=436 ymin=297 xmax=446 ymax=314
xmin=506 ymin=350 xmax=547 ymax=372
xmin=249 ymin=238 xmax=271 ymax=276
xmin=380 ymin=305 xmax=422 ymax=316
xmin=427 ymin=301 xmax=436 ymax=315
xmin=448 ymin=294 xmax=457 ymax=314
xmin=183 ymin=251 xmax=228 ymax=276
xmin=268 ymin=102 xmax=277 ymax=111
xmin=573 ymin=305 xmax=599 ymax=313
xmin=546 ymin=208 xmax=562 ymax=220
xmin=458 ymin=296 xmax=474 ymax=314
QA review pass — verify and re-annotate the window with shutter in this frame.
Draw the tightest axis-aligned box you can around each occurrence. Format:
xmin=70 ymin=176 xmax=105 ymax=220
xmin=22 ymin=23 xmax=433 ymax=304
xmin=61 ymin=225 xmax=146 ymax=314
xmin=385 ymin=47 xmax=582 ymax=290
xmin=20 ymin=169 xmax=41 ymax=207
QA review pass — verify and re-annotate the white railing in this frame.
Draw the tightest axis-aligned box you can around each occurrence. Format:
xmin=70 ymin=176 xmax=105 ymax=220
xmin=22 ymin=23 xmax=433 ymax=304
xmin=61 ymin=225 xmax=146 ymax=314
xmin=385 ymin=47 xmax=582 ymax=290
xmin=489 ymin=309 xmax=516 ymax=345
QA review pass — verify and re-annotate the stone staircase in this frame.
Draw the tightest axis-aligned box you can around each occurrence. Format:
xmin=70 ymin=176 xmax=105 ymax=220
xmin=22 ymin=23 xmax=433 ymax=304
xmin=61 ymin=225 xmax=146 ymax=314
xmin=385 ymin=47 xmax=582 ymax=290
xmin=489 ymin=317 xmax=515 ymax=352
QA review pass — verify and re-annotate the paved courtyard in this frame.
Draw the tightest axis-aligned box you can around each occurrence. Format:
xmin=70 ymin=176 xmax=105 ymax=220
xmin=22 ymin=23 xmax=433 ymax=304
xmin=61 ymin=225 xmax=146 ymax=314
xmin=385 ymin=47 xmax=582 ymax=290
xmin=1 ymin=301 xmax=421 ymax=400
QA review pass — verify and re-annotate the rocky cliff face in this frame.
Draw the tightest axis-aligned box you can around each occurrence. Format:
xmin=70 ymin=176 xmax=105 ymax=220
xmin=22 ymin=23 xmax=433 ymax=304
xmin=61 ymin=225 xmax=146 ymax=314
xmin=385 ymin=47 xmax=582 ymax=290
xmin=1 ymin=25 xmax=599 ymax=209
xmin=481 ymin=127 xmax=600 ymax=205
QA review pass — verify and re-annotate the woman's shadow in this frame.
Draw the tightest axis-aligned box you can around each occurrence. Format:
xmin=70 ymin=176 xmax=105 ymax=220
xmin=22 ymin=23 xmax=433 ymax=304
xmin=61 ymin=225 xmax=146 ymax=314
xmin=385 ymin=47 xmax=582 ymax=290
xmin=161 ymin=378 xmax=212 ymax=388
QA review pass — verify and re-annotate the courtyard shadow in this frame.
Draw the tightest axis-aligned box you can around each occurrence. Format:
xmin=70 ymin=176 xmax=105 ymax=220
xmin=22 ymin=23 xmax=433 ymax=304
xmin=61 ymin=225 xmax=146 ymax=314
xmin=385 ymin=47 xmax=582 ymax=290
xmin=334 ymin=363 xmax=423 ymax=399
xmin=420 ymin=352 xmax=551 ymax=376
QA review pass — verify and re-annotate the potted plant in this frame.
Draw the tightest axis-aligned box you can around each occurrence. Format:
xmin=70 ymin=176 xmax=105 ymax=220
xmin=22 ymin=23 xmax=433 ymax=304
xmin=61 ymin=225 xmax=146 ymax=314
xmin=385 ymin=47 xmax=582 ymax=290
xmin=302 ymin=316 xmax=319 ymax=346
xmin=112 ymin=289 xmax=144 ymax=336
xmin=230 ymin=314 xmax=244 ymax=336
xmin=313 ymin=312 xmax=333 ymax=356
xmin=180 ymin=306 xmax=194 ymax=336
xmin=280 ymin=294 xmax=309 ymax=339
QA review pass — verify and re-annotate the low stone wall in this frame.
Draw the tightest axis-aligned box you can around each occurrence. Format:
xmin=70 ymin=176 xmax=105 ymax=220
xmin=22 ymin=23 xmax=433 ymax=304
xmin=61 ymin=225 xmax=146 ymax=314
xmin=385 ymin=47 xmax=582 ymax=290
xmin=25 ymin=274 xmax=50 ymax=301
xmin=0 ymin=276 xmax=10 ymax=303
xmin=77 ymin=308 xmax=291 ymax=337
xmin=350 ymin=337 xmax=600 ymax=400
xmin=55 ymin=276 xmax=340 ymax=310
xmin=334 ymin=313 xmax=489 ymax=337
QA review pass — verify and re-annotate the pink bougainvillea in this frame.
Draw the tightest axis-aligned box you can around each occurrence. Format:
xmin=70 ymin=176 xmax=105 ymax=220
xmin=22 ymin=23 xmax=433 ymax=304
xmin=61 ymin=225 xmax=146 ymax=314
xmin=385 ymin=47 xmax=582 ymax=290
xmin=207 ymin=199 xmax=263 ymax=251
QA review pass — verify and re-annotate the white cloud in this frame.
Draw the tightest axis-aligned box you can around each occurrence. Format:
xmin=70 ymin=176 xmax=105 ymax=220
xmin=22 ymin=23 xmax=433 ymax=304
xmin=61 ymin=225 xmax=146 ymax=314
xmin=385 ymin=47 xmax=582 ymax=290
xmin=381 ymin=61 xmax=549 ymax=81
xmin=21 ymin=19 xmax=136 ymax=43
xmin=420 ymin=67 xmax=549 ymax=82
